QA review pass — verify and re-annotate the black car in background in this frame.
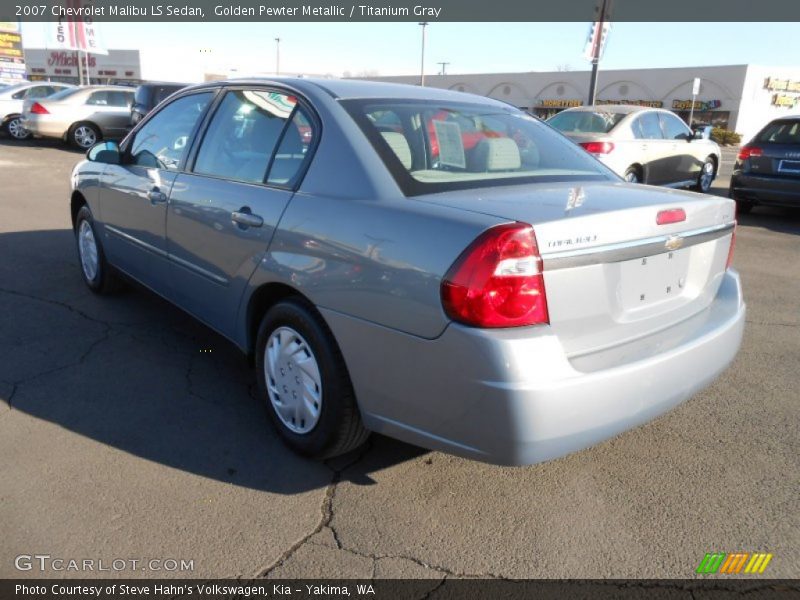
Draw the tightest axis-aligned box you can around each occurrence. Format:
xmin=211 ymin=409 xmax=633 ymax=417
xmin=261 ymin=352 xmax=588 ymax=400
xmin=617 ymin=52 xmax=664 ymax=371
xmin=730 ymin=116 xmax=800 ymax=213
xmin=130 ymin=82 xmax=187 ymax=125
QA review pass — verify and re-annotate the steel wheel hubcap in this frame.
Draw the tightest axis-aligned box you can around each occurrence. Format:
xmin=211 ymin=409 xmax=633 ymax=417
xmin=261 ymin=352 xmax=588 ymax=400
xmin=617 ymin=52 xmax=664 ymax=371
xmin=700 ymin=162 xmax=714 ymax=189
xmin=8 ymin=118 xmax=27 ymax=139
xmin=75 ymin=126 xmax=96 ymax=148
xmin=265 ymin=326 xmax=322 ymax=434
xmin=78 ymin=220 xmax=99 ymax=281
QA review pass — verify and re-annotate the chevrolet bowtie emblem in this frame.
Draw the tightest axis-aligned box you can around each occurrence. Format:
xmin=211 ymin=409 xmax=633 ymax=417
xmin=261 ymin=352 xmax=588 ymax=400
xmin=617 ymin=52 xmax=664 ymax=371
xmin=665 ymin=235 xmax=684 ymax=251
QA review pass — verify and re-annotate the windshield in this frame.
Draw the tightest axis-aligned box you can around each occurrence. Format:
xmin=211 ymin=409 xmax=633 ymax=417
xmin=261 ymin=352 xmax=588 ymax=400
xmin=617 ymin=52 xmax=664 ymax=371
xmin=548 ymin=110 xmax=625 ymax=134
xmin=342 ymin=99 xmax=614 ymax=195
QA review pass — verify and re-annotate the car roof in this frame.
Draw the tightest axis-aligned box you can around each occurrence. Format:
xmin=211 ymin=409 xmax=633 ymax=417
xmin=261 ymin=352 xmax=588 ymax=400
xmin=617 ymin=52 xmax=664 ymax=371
xmin=182 ymin=77 xmax=513 ymax=107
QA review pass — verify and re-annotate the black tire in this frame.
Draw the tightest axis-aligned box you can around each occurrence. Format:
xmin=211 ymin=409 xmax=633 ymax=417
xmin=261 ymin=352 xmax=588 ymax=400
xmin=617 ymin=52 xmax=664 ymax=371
xmin=693 ymin=156 xmax=716 ymax=192
xmin=735 ymin=200 xmax=753 ymax=215
xmin=624 ymin=166 xmax=642 ymax=184
xmin=5 ymin=116 xmax=31 ymax=140
xmin=74 ymin=205 xmax=121 ymax=294
xmin=69 ymin=122 xmax=101 ymax=150
xmin=255 ymin=299 xmax=369 ymax=459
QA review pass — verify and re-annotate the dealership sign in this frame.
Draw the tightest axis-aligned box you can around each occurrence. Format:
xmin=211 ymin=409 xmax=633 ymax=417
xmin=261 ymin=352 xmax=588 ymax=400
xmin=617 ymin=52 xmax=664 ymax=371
xmin=772 ymin=94 xmax=798 ymax=108
xmin=540 ymin=99 xmax=583 ymax=108
xmin=0 ymin=21 xmax=26 ymax=82
xmin=765 ymin=77 xmax=800 ymax=93
xmin=672 ymin=99 xmax=722 ymax=111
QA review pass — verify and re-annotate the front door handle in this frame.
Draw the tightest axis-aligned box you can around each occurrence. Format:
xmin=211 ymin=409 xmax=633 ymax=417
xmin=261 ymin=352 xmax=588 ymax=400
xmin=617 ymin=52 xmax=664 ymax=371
xmin=231 ymin=210 xmax=264 ymax=228
xmin=147 ymin=188 xmax=167 ymax=204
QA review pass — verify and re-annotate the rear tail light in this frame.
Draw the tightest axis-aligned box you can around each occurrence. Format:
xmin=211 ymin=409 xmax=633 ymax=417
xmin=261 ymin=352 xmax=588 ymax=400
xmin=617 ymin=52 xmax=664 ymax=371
xmin=30 ymin=102 xmax=49 ymax=115
xmin=441 ymin=223 xmax=549 ymax=328
xmin=737 ymin=146 xmax=762 ymax=160
xmin=726 ymin=224 xmax=737 ymax=270
xmin=579 ymin=141 xmax=615 ymax=154
xmin=656 ymin=208 xmax=686 ymax=225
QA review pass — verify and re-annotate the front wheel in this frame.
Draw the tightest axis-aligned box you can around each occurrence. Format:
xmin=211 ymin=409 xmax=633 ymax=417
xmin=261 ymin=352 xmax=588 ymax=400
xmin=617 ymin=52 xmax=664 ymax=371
xmin=69 ymin=122 xmax=100 ymax=149
xmin=693 ymin=157 xmax=716 ymax=193
xmin=624 ymin=166 xmax=641 ymax=184
xmin=74 ymin=206 xmax=121 ymax=294
xmin=6 ymin=116 xmax=31 ymax=140
xmin=255 ymin=299 xmax=369 ymax=459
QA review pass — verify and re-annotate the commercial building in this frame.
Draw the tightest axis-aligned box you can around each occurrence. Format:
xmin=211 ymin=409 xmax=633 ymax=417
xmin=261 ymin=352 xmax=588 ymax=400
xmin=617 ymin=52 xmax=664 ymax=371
xmin=366 ymin=64 xmax=800 ymax=142
xmin=23 ymin=48 xmax=141 ymax=86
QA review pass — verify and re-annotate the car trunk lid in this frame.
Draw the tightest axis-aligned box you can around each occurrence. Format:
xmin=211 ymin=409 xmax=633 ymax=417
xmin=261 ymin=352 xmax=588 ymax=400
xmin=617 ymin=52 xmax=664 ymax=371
xmin=417 ymin=181 xmax=736 ymax=359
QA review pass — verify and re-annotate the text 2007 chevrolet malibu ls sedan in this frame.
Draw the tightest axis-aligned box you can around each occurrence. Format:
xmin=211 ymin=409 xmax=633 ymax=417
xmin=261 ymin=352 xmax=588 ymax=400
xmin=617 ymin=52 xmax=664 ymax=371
xmin=69 ymin=79 xmax=745 ymax=465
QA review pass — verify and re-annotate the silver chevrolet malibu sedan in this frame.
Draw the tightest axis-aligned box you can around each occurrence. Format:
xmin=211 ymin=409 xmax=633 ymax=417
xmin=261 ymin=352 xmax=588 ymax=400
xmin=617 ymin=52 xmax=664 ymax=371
xmin=69 ymin=79 xmax=745 ymax=465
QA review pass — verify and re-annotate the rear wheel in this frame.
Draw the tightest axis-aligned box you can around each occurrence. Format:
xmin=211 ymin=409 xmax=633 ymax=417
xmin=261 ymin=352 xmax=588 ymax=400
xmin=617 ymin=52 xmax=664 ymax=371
xmin=74 ymin=206 xmax=121 ymax=294
xmin=729 ymin=186 xmax=754 ymax=214
xmin=255 ymin=299 xmax=369 ymax=459
xmin=624 ymin=166 xmax=642 ymax=184
xmin=69 ymin=122 xmax=100 ymax=150
xmin=694 ymin=157 xmax=716 ymax=192
xmin=6 ymin=116 xmax=31 ymax=140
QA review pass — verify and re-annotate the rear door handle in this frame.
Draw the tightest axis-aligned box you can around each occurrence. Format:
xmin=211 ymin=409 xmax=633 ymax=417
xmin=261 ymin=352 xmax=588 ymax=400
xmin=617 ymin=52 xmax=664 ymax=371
xmin=231 ymin=210 xmax=264 ymax=228
xmin=147 ymin=189 xmax=167 ymax=204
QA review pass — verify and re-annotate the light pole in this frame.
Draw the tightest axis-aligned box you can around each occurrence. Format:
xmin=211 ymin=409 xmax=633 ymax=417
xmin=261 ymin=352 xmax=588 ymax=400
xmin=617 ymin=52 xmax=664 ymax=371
xmin=275 ymin=37 xmax=281 ymax=75
xmin=437 ymin=61 xmax=449 ymax=76
xmin=418 ymin=22 xmax=428 ymax=86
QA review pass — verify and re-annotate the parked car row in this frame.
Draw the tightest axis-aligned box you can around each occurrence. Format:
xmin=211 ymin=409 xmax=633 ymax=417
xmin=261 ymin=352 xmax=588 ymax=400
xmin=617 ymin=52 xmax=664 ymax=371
xmin=1 ymin=80 xmax=187 ymax=149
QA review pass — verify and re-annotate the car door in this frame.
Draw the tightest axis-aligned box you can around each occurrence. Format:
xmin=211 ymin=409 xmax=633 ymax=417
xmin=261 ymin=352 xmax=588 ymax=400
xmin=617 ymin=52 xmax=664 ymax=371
xmin=99 ymin=91 xmax=215 ymax=291
xmin=85 ymin=90 xmax=135 ymax=138
xmin=166 ymin=87 xmax=316 ymax=337
xmin=658 ymin=111 xmax=696 ymax=184
xmin=632 ymin=111 xmax=671 ymax=185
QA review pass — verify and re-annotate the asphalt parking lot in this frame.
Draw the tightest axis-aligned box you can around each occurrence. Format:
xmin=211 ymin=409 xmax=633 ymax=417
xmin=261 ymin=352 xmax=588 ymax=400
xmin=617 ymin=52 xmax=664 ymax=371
xmin=0 ymin=138 xmax=797 ymax=580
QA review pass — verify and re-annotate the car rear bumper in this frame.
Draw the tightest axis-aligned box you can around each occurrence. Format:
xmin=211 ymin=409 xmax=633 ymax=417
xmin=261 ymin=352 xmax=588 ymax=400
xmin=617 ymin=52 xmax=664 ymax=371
xmin=323 ymin=269 xmax=745 ymax=466
xmin=20 ymin=114 xmax=67 ymax=139
xmin=730 ymin=173 xmax=800 ymax=206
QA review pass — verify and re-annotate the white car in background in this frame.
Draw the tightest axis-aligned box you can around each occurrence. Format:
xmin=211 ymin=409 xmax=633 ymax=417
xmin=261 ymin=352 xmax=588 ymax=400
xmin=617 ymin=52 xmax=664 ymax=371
xmin=0 ymin=81 xmax=75 ymax=140
xmin=548 ymin=105 xmax=721 ymax=193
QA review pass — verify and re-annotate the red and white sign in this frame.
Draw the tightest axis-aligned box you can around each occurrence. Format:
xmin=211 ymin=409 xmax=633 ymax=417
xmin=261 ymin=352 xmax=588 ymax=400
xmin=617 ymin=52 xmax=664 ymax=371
xmin=46 ymin=0 xmax=108 ymax=55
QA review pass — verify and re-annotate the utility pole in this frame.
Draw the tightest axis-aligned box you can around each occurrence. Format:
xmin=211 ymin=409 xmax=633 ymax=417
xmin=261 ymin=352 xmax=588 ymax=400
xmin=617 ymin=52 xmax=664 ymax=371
xmin=587 ymin=0 xmax=610 ymax=106
xmin=275 ymin=37 xmax=281 ymax=75
xmin=418 ymin=22 xmax=428 ymax=86
xmin=437 ymin=61 xmax=449 ymax=76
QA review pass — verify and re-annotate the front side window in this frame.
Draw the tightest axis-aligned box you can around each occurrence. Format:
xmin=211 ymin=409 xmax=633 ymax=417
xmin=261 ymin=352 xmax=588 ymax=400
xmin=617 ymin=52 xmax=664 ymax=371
xmin=128 ymin=92 xmax=213 ymax=171
xmin=87 ymin=91 xmax=109 ymax=105
xmin=547 ymin=110 xmax=625 ymax=134
xmin=659 ymin=112 xmax=691 ymax=140
xmin=343 ymin=99 xmax=615 ymax=195
xmin=107 ymin=91 xmax=133 ymax=108
xmin=193 ymin=89 xmax=308 ymax=185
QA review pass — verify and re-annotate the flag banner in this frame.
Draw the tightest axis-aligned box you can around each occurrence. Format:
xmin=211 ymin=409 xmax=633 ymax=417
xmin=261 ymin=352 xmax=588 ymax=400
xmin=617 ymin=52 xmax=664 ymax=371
xmin=45 ymin=0 xmax=108 ymax=54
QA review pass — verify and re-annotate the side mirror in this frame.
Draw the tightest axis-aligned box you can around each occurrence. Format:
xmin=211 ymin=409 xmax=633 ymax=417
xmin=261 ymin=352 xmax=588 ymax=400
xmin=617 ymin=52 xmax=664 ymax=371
xmin=87 ymin=140 xmax=121 ymax=164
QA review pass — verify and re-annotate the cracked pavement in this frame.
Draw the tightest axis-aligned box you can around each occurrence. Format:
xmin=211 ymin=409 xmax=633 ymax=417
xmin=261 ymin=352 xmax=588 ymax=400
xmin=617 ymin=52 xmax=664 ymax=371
xmin=0 ymin=140 xmax=797 ymax=580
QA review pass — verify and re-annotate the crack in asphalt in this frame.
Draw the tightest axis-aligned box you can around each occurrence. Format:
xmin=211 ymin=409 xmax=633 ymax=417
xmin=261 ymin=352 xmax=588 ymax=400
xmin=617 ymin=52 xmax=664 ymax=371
xmin=745 ymin=319 xmax=799 ymax=328
xmin=0 ymin=287 xmax=114 ymax=408
xmin=257 ymin=441 xmax=375 ymax=577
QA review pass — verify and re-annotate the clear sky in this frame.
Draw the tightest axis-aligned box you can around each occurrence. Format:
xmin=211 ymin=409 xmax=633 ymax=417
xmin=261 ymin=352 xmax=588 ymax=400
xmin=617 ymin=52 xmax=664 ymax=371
xmin=19 ymin=21 xmax=800 ymax=82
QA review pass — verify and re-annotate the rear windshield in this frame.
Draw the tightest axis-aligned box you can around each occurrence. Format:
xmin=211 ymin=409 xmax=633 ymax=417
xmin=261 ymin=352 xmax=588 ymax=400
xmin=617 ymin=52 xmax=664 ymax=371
xmin=342 ymin=99 xmax=614 ymax=195
xmin=47 ymin=87 xmax=83 ymax=101
xmin=755 ymin=120 xmax=800 ymax=145
xmin=547 ymin=110 xmax=625 ymax=134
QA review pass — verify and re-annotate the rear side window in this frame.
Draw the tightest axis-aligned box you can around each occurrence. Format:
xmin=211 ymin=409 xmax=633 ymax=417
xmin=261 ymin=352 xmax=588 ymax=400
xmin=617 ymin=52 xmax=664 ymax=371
xmin=755 ymin=120 xmax=800 ymax=144
xmin=87 ymin=91 xmax=109 ymax=105
xmin=548 ymin=110 xmax=624 ymax=133
xmin=25 ymin=86 xmax=55 ymax=99
xmin=659 ymin=112 xmax=691 ymax=140
xmin=46 ymin=87 xmax=81 ymax=101
xmin=193 ymin=89 xmax=303 ymax=185
xmin=129 ymin=92 xmax=213 ymax=171
xmin=633 ymin=113 xmax=664 ymax=139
